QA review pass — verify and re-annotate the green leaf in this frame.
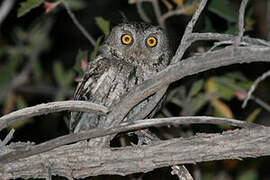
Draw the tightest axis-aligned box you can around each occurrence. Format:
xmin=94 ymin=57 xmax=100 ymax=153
xmin=189 ymin=93 xmax=208 ymax=114
xmin=16 ymin=96 xmax=28 ymax=109
xmin=236 ymin=169 xmax=258 ymax=180
xmin=189 ymin=79 xmax=204 ymax=97
xmin=33 ymin=60 xmax=42 ymax=83
xmin=208 ymin=0 xmax=238 ymax=23
xmin=246 ymin=108 xmax=261 ymax=123
xmin=203 ymin=16 xmax=214 ymax=32
xmin=238 ymin=81 xmax=252 ymax=91
xmin=95 ymin=17 xmax=110 ymax=37
xmin=225 ymin=71 xmax=248 ymax=81
xmin=53 ymin=61 xmax=65 ymax=87
xmin=225 ymin=25 xmax=237 ymax=35
xmin=245 ymin=8 xmax=255 ymax=31
xmin=55 ymin=93 xmax=65 ymax=101
xmin=211 ymin=99 xmax=233 ymax=118
xmin=64 ymin=0 xmax=86 ymax=10
xmin=0 ymin=56 xmax=23 ymax=89
xmin=54 ymin=61 xmax=75 ymax=88
xmin=74 ymin=49 xmax=89 ymax=74
xmin=215 ymin=77 xmax=235 ymax=101
xmin=17 ymin=0 xmax=44 ymax=18
xmin=90 ymin=36 xmax=103 ymax=60
xmin=62 ymin=70 xmax=75 ymax=87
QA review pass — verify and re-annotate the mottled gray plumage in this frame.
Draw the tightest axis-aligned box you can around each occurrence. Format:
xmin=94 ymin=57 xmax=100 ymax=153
xmin=69 ymin=22 xmax=171 ymax=133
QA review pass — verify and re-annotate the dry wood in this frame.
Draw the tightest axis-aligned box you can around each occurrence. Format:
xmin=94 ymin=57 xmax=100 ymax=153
xmin=1 ymin=126 xmax=269 ymax=179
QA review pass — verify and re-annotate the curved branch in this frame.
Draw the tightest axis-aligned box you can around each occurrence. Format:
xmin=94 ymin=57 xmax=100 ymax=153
xmin=0 ymin=116 xmax=259 ymax=164
xmin=107 ymin=45 xmax=270 ymax=127
xmin=160 ymin=3 xmax=195 ymax=23
xmin=0 ymin=101 xmax=109 ymax=132
xmin=1 ymin=126 xmax=270 ymax=179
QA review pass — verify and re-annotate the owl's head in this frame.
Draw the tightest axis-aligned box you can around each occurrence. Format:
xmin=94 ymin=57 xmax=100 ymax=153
xmin=99 ymin=22 xmax=171 ymax=73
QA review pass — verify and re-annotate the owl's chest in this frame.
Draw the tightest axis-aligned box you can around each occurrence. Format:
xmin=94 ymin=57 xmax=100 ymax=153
xmin=88 ymin=62 xmax=144 ymax=106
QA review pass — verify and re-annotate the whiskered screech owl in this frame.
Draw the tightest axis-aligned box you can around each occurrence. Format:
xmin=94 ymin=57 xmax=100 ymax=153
xmin=69 ymin=22 xmax=171 ymax=133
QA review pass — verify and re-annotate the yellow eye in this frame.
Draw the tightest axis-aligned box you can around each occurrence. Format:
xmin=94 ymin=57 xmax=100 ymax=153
xmin=121 ymin=34 xmax=133 ymax=45
xmin=146 ymin=36 xmax=157 ymax=47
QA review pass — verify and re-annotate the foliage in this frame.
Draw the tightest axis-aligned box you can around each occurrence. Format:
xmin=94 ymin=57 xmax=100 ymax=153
xmin=0 ymin=0 xmax=268 ymax=179
xmin=17 ymin=0 xmax=44 ymax=17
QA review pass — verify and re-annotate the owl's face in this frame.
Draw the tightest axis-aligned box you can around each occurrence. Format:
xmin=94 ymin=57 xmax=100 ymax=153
xmin=99 ymin=22 xmax=171 ymax=73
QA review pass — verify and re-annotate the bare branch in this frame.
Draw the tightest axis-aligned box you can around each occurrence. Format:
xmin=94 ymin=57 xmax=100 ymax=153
xmin=62 ymin=1 xmax=96 ymax=46
xmin=0 ymin=116 xmax=258 ymax=164
xmin=0 ymin=101 xmax=109 ymax=132
xmin=107 ymin=45 xmax=270 ymax=128
xmin=0 ymin=19 xmax=53 ymax=101
xmin=173 ymin=0 xmax=208 ymax=63
xmin=136 ymin=1 xmax=151 ymax=23
xmin=0 ymin=0 xmax=15 ymax=27
xmin=171 ymin=165 xmax=194 ymax=180
xmin=160 ymin=3 xmax=195 ymax=23
xmin=1 ymin=126 xmax=270 ymax=179
xmin=0 ymin=129 xmax=15 ymax=147
xmin=214 ymin=77 xmax=270 ymax=112
xmin=267 ymin=0 xmax=270 ymax=40
xmin=188 ymin=33 xmax=270 ymax=46
xmin=242 ymin=70 xmax=270 ymax=108
xmin=235 ymin=0 xmax=249 ymax=45
xmin=152 ymin=0 xmax=164 ymax=27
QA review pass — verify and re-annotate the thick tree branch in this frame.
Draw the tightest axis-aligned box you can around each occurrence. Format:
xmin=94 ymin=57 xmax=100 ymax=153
xmin=107 ymin=45 xmax=270 ymax=128
xmin=0 ymin=100 xmax=108 ymax=132
xmin=0 ymin=116 xmax=258 ymax=164
xmin=1 ymin=126 xmax=270 ymax=179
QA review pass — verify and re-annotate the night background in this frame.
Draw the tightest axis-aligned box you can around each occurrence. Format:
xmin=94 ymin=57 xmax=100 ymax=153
xmin=1 ymin=0 xmax=270 ymax=179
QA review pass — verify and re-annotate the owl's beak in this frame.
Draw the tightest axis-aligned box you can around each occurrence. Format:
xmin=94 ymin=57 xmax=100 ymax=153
xmin=131 ymin=47 xmax=145 ymax=59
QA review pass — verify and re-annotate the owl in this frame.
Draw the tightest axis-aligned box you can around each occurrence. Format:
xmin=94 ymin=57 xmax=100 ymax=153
xmin=69 ymin=22 xmax=171 ymax=133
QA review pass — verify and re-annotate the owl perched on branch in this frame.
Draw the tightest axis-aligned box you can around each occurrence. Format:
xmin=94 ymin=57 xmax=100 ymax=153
xmin=69 ymin=22 xmax=171 ymax=133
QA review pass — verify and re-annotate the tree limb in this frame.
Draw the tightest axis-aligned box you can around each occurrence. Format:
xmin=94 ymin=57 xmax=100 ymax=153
xmin=1 ymin=126 xmax=270 ymax=179
xmin=0 ymin=116 xmax=259 ymax=164
xmin=0 ymin=100 xmax=109 ymax=132
xmin=107 ymin=45 xmax=270 ymax=128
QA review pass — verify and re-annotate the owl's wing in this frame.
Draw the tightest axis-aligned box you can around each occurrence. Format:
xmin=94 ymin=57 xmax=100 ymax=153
xmin=69 ymin=57 xmax=110 ymax=132
xmin=69 ymin=57 xmax=140 ymax=132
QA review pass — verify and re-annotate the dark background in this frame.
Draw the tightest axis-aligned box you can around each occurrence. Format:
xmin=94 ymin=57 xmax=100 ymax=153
xmin=1 ymin=0 xmax=270 ymax=179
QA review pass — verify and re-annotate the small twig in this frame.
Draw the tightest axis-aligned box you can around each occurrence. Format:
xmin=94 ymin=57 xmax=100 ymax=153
xmin=171 ymin=165 xmax=194 ymax=180
xmin=0 ymin=19 xmax=53 ymax=101
xmin=62 ymin=1 xmax=96 ymax=46
xmin=46 ymin=165 xmax=52 ymax=180
xmin=188 ymin=33 xmax=270 ymax=46
xmin=242 ymin=70 xmax=270 ymax=108
xmin=214 ymin=77 xmax=270 ymax=112
xmin=160 ymin=3 xmax=195 ymax=22
xmin=136 ymin=1 xmax=151 ymax=23
xmin=0 ymin=129 xmax=15 ymax=147
xmin=0 ymin=0 xmax=15 ymax=27
xmin=152 ymin=0 xmax=164 ymax=28
xmin=15 ymin=85 xmax=74 ymax=97
xmin=172 ymin=0 xmax=208 ymax=63
xmin=235 ymin=0 xmax=249 ymax=45
xmin=0 ymin=101 xmax=109 ymax=132
xmin=267 ymin=0 xmax=270 ymax=40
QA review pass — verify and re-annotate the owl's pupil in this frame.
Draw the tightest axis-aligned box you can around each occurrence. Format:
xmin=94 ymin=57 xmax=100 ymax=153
xmin=149 ymin=39 xmax=154 ymax=44
xmin=125 ymin=37 xmax=130 ymax=42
